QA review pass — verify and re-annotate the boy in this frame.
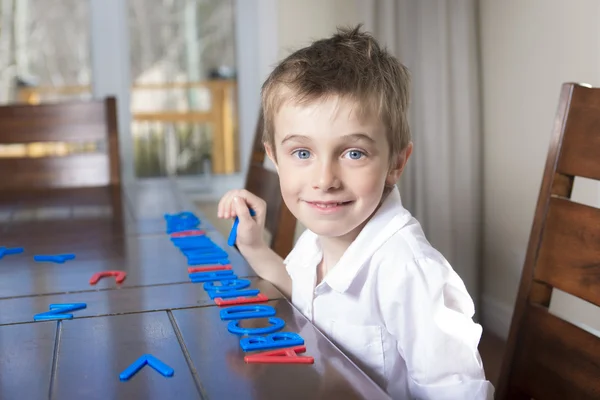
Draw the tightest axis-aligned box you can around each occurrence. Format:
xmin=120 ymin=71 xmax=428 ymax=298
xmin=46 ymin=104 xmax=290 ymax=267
xmin=218 ymin=25 xmax=494 ymax=400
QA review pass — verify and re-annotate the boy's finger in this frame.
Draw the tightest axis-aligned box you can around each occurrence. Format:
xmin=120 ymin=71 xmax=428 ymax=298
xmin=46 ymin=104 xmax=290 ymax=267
xmin=223 ymin=193 xmax=238 ymax=219
xmin=218 ymin=191 xmax=235 ymax=218
xmin=218 ymin=199 xmax=229 ymax=218
xmin=228 ymin=195 xmax=239 ymax=219
xmin=233 ymin=196 xmax=253 ymax=223
xmin=237 ymin=193 xmax=264 ymax=218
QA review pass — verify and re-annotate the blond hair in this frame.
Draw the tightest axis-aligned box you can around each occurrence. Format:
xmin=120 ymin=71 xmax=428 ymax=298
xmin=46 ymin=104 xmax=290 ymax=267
xmin=261 ymin=24 xmax=411 ymax=163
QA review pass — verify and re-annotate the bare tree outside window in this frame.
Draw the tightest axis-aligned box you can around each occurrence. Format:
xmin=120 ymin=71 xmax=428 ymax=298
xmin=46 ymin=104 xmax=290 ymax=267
xmin=0 ymin=0 xmax=238 ymax=178
xmin=0 ymin=0 xmax=91 ymax=103
xmin=129 ymin=0 xmax=235 ymax=84
xmin=129 ymin=0 xmax=238 ymax=179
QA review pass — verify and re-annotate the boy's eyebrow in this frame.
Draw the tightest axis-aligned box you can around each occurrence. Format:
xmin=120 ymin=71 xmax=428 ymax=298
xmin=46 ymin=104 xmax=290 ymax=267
xmin=280 ymin=134 xmax=310 ymax=145
xmin=342 ymin=133 xmax=376 ymax=144
xmin=280 ymin=133 xmax=376 ymax=145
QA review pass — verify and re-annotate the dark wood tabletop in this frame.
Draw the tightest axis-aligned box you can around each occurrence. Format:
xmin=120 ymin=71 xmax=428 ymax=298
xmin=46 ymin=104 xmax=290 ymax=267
xmin=0 ymin=179 xmax=390 ymax=400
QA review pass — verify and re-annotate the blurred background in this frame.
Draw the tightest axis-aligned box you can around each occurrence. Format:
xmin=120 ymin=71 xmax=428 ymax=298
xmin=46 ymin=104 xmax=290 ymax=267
xmin=0 ymin=0 xmax=598 ymax=367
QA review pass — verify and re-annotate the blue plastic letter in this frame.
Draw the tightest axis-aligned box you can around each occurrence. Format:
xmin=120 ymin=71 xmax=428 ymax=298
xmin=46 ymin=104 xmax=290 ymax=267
xmin=189 ymin=270 xmax=236 ymax=282
xmin=228 ymin=317 xmax=285 ymax=336
xmin=240 ymin=332 xmax=304 ymax=352
xmin=208 ymin=289 xmax=260 ymax=300
xmin=203 ymin=279 xmax=251 ymax=292
xmin=220 ymin=305 xmax=276 ymax=321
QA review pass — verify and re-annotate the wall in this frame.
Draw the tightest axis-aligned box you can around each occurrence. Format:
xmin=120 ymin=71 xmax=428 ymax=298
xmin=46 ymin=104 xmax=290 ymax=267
xmin=234 ymin=0 xmax=278 ymax=182
xmin=277 ymin=0 xmax=360 ymax=61
xmin=479 ymin=0 xmax=600 ymax=339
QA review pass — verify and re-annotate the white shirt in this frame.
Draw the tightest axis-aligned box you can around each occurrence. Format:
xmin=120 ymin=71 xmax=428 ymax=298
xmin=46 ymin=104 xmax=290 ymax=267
xmin=284 ymin=186 xmax=495 ymax=400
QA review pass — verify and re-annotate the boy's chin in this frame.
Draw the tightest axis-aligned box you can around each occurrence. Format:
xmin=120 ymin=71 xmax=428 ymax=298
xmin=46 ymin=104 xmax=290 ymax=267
xmin=302 ymin=220 xmax=363 ymax=241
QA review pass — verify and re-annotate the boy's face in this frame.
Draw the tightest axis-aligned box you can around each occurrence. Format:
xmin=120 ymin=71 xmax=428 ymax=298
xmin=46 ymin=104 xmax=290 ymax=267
xmin=266 ymin=96 xmax=410 ymax=241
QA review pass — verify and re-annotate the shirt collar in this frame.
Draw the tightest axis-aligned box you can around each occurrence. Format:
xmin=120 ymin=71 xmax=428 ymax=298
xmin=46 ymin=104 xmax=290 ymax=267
xmin=324 ymin=185 xmax=412 ymax=292
xmin=287 ymin=186 xmax=412 ymax=292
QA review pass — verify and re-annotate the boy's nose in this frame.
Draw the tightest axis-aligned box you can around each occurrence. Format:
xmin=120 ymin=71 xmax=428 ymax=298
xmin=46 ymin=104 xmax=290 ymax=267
xmin=313 ymin=161 xmax=341 ymax=191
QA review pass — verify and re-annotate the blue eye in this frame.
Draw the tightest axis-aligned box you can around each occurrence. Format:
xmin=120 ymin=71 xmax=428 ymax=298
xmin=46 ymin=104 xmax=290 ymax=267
xmin=346 ymin=150 xmax=364 ymax=160
xmin=293 ymin=149 xmax=311 ymax=159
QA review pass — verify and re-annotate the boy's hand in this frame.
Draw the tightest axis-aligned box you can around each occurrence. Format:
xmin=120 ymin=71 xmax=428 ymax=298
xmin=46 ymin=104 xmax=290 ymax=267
xmin=217 ymin=189 xmax=267 ymax=249
xmin=218 ymin=189 xmax=290 ymax=297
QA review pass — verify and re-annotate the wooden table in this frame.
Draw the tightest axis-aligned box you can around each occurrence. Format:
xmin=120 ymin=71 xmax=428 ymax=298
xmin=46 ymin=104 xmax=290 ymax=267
xmin=0 ymin=179 xmax=389 ymax=400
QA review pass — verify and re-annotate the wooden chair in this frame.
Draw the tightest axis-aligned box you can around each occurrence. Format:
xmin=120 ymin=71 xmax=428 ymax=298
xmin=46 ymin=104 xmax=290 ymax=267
xmin=0 ymin=97 xmax=120 ymax=191
xmin=496 ymin=83 xmax=600 ymax=399
xmin=0 ymin=98 xmax=124 ymax=228
xmin=244 ymin=111 xmax=297 ymax=259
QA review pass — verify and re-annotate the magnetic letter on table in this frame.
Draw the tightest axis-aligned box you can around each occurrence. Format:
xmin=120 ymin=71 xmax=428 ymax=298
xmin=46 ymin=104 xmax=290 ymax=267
xmin=119 ymin=354 xmax=174 ymax=381
xmin=189 ymin=270 xmax=236 ymax=282
xmin=184 ymin=248 xmax=229 ymax=258
xmin=244 ymin=345 xmax=314 ymax=364
xmin=204 ymin=280 xmax=254 ymax=299
xmin=207 ymin=289 xmax=260 ymax=300
xmin=187 ymin=257 xmax=230 ymax=267
xmin=185 ymin=246 xmax=228 ymax=255
xmin=34 ymin=303 xmax=87 ymax=321
xmin=214 ymin=293 xmax=269 ymax=306
xmin=203 ymin=279 xmax=251 ymax=292
xmin=172 ymin=236 xmax=213 ymax=249
xmin=219 ymin=305 xmax=276 ymax=321
xmin=227 ymin=209 xmax=256 ymax=246
xmin=188 ymin=264 xmax=232 ymax=273
xmin=228 ymin=317 xmax=285 ymax=336
xmin=164 ymin=211 xmax=200 ymax=234
xmin=33 ymin=254 xmax=76 ymax=263
xmin=89 ymin=270 xmax=127 ymax=285
xmin=240 ymin=332 xmax=305 ymax=352
xmin=187 ymin=253 xmax=230 ymax=265
xmin=170 ymin=229 xmax=206 ymax=238
xmin=0 ymin=246 xmax=24 ymax=260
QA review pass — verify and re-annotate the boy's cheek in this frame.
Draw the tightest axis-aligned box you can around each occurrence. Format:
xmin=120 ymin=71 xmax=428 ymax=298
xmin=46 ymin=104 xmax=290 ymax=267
xmin=276 ymin=159 xmax=303 ymax=177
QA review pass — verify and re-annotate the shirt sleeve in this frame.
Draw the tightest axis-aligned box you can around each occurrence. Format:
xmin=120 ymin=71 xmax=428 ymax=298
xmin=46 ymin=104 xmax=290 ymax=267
xmin=377 ymin=256 xmax=495 ymax=400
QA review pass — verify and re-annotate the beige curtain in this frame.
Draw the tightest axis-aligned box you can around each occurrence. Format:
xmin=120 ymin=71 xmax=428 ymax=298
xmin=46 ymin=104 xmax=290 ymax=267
xmin=357 ymin=0 xmax=483 ymax=315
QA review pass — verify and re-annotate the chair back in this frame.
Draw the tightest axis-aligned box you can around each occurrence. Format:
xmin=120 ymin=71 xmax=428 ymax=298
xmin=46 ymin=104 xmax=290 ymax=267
xmin=497 ymin=83 xmax=600 ymax=399
xmin=0 ymin=97 xmax=120 ymax=191
xmin=244 ymin=111 xmax=296 ymax=258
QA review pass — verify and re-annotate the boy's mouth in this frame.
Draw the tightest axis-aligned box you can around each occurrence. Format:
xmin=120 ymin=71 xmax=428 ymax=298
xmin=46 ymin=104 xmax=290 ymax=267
xmin=305 ymin=201 xmax=353 ymax=209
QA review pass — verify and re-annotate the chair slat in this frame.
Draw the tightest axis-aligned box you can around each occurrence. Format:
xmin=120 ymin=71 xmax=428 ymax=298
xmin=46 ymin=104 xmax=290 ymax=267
xmin=245 ymin=164 xmax=296 ymax=258
xmin=534 ymin=197 xmax=600 ymax=307
xmin=243 ymin=111 xmax=297 ymax=259
xmin=510 ymin=305 xmax=600 ymax=400
xmin=0 ymin=98 xmax=119 ymax=191
xmin=0 ymin=101 xmax=109 ymax=143
xmin=245 ymin=165 xmax=282 ymax=234
xmin=0 ymin=154 xmax=110 ymax=190
xmin=557 ymin=85 xmax=600 ymax=180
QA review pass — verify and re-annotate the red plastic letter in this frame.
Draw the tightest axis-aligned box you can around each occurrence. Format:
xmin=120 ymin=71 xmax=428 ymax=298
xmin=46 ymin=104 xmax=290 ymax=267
xmin=188 ymin=264 xmax=232 ymax=273
xmin=214 ymin=293 xmax=268 ymax=306
xmin=244 ymin=345 xmax=314 ymax=364
xmin=89 ymin=271 xmax=127 ymax=285
xmin=170 ymin=229 xmax=206 ymax=238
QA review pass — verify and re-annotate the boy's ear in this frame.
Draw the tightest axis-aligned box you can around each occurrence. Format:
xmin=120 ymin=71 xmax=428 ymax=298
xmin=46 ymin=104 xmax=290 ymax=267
xmin=264 ymin=143 xmax=279 ymax=171
xmin=386 ymin=142 xmax=413 ymax=186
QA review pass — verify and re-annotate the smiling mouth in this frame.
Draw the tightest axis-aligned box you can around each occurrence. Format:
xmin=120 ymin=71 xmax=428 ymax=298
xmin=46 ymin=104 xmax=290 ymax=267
xmin=306 ymin=201 xmax=353 ymax=209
